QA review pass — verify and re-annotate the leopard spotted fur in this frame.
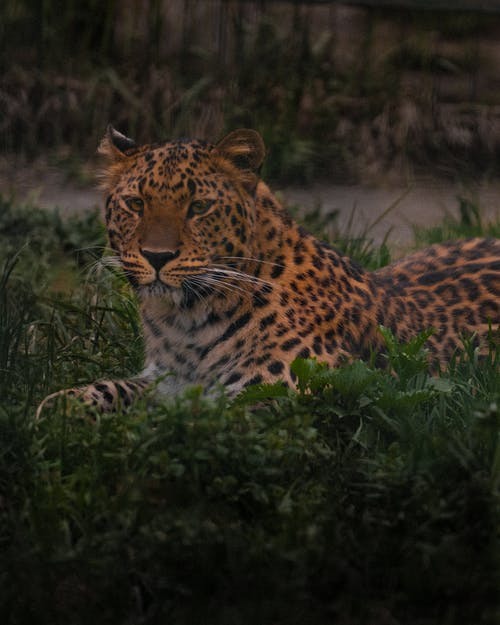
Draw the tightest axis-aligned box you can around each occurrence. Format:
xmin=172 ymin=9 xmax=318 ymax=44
xmin=37 ymin=127 xmax=500 ymax=414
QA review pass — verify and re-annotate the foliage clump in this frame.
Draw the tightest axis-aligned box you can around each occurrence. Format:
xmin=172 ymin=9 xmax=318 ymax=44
xmin=0 ymin=195 xmax=499 ymax=625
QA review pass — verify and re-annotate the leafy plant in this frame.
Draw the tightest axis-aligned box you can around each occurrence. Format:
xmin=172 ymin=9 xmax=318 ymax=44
xmin=0 ymin=195 xmax=499 ymax=625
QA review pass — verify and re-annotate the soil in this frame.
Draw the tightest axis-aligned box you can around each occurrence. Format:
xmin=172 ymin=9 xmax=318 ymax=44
xmin=1 ymin=157 xmax=499 ymax=252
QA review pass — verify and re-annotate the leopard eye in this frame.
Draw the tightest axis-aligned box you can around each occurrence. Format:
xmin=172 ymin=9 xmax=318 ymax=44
xmin=188 ymin=199 xmax=214 ymax=218
xmin=125 ymin=197 xmax=144 ymax=212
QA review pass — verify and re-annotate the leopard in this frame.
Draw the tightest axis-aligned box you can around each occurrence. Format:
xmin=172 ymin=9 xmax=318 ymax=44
xmin=37 ymin=126 xmax=500 ymax=416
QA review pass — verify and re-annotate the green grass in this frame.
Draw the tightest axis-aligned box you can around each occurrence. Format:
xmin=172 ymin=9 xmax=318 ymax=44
xmin=0 ymin=195 xmax=499 ymax=625
xmin=414 ymin=195 xmax=500 ymax=246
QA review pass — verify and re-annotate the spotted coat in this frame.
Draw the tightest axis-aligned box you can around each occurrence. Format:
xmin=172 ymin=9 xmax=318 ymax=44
xmin=37 ymin=127 xmax=500 ymax=414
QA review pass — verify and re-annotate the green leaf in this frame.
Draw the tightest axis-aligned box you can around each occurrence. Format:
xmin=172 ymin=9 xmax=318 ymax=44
xmin=233 ymin=381 xmax=291 ymax=405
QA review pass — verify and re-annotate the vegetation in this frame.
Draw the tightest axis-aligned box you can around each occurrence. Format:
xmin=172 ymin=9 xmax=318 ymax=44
xmin=0 ymin=194 xmax=499 ymax=624
xmin=2 ymin=1 xmax=499 ymax=181
xmin=413 ymin=195 xmax=500 ymax=246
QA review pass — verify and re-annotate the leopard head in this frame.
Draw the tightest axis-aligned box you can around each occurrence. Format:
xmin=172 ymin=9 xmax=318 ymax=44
xmin=99 ymin=127 xmax=266 ymax=306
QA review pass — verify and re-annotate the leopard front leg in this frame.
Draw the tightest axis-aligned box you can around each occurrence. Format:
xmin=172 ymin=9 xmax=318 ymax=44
xmin=36 ymin=378 xmax=151 ymax=418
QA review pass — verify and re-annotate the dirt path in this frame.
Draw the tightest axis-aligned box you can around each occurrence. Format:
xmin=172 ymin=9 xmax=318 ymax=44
xmin=2 ymin=160 xmax=499 ymax=250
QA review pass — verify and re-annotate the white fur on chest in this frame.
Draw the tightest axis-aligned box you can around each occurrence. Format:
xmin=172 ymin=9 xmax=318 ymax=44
xmin=139 ymin=296 xmax=249 ymax=397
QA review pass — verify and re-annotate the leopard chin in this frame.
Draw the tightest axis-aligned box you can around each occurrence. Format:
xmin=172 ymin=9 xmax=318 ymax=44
xmin=138 ymin=281 xmax=177 ymax=302
xmin=138 ymin=279 xmax=214 ymax=308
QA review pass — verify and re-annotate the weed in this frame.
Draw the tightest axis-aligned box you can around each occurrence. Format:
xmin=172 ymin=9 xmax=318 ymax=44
xmin=414 ymin=194 xmax=500 ymax=245
xmin=287 ymin=201 xmax=392 ymax=271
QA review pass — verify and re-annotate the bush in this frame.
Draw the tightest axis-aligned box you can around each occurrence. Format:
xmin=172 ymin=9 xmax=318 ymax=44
xmin=0 ymin=195 xmax=499 ymax=624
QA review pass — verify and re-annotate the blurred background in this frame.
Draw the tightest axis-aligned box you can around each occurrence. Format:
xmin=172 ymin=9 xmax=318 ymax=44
xmin=2 ymin=0 xmax=500 ymax=243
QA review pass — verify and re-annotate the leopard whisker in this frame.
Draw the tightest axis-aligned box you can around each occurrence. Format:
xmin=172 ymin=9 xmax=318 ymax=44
xmin=197 ymin=275 xmax=254 ymax=297
xmin=182 ymin=278 xmax=209 ymax=307
xmin=192 ymin=273 xmax=256 ymax=300
xmin=186 ymin=276 xmax=240 ymax=304
xmin=75 ymin=244 xmax=115 ymax=254
xmin=85 ymin=255 xmax=122 ymax=279
xmin=98 ymin=255 xmax=122 ymax=268
xmin=217 ymin=255 xmax=285 ymax=269
xmin=208 ymin=266 xmax=273 ymax=288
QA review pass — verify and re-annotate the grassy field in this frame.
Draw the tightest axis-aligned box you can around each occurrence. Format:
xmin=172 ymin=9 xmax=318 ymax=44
xmin=0 ymin=194 xmax=499 ymax=624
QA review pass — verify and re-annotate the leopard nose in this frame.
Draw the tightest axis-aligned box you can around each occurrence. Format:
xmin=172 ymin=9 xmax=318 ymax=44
xmin=141 ymin=249 xmax=179 ymax=272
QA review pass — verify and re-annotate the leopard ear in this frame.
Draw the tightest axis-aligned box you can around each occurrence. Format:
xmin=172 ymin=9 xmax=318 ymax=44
xmin=98 ymin=125 xmax=137 ymax=160
xmin=98 ymin=126 xmax=137 ymax=190
xmin=213 ymin=129 xmax=265 ymax=173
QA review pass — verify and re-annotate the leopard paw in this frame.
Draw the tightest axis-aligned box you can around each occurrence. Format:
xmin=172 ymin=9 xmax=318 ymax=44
xmin=36 ymin=379 xmax=151 ymax=418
